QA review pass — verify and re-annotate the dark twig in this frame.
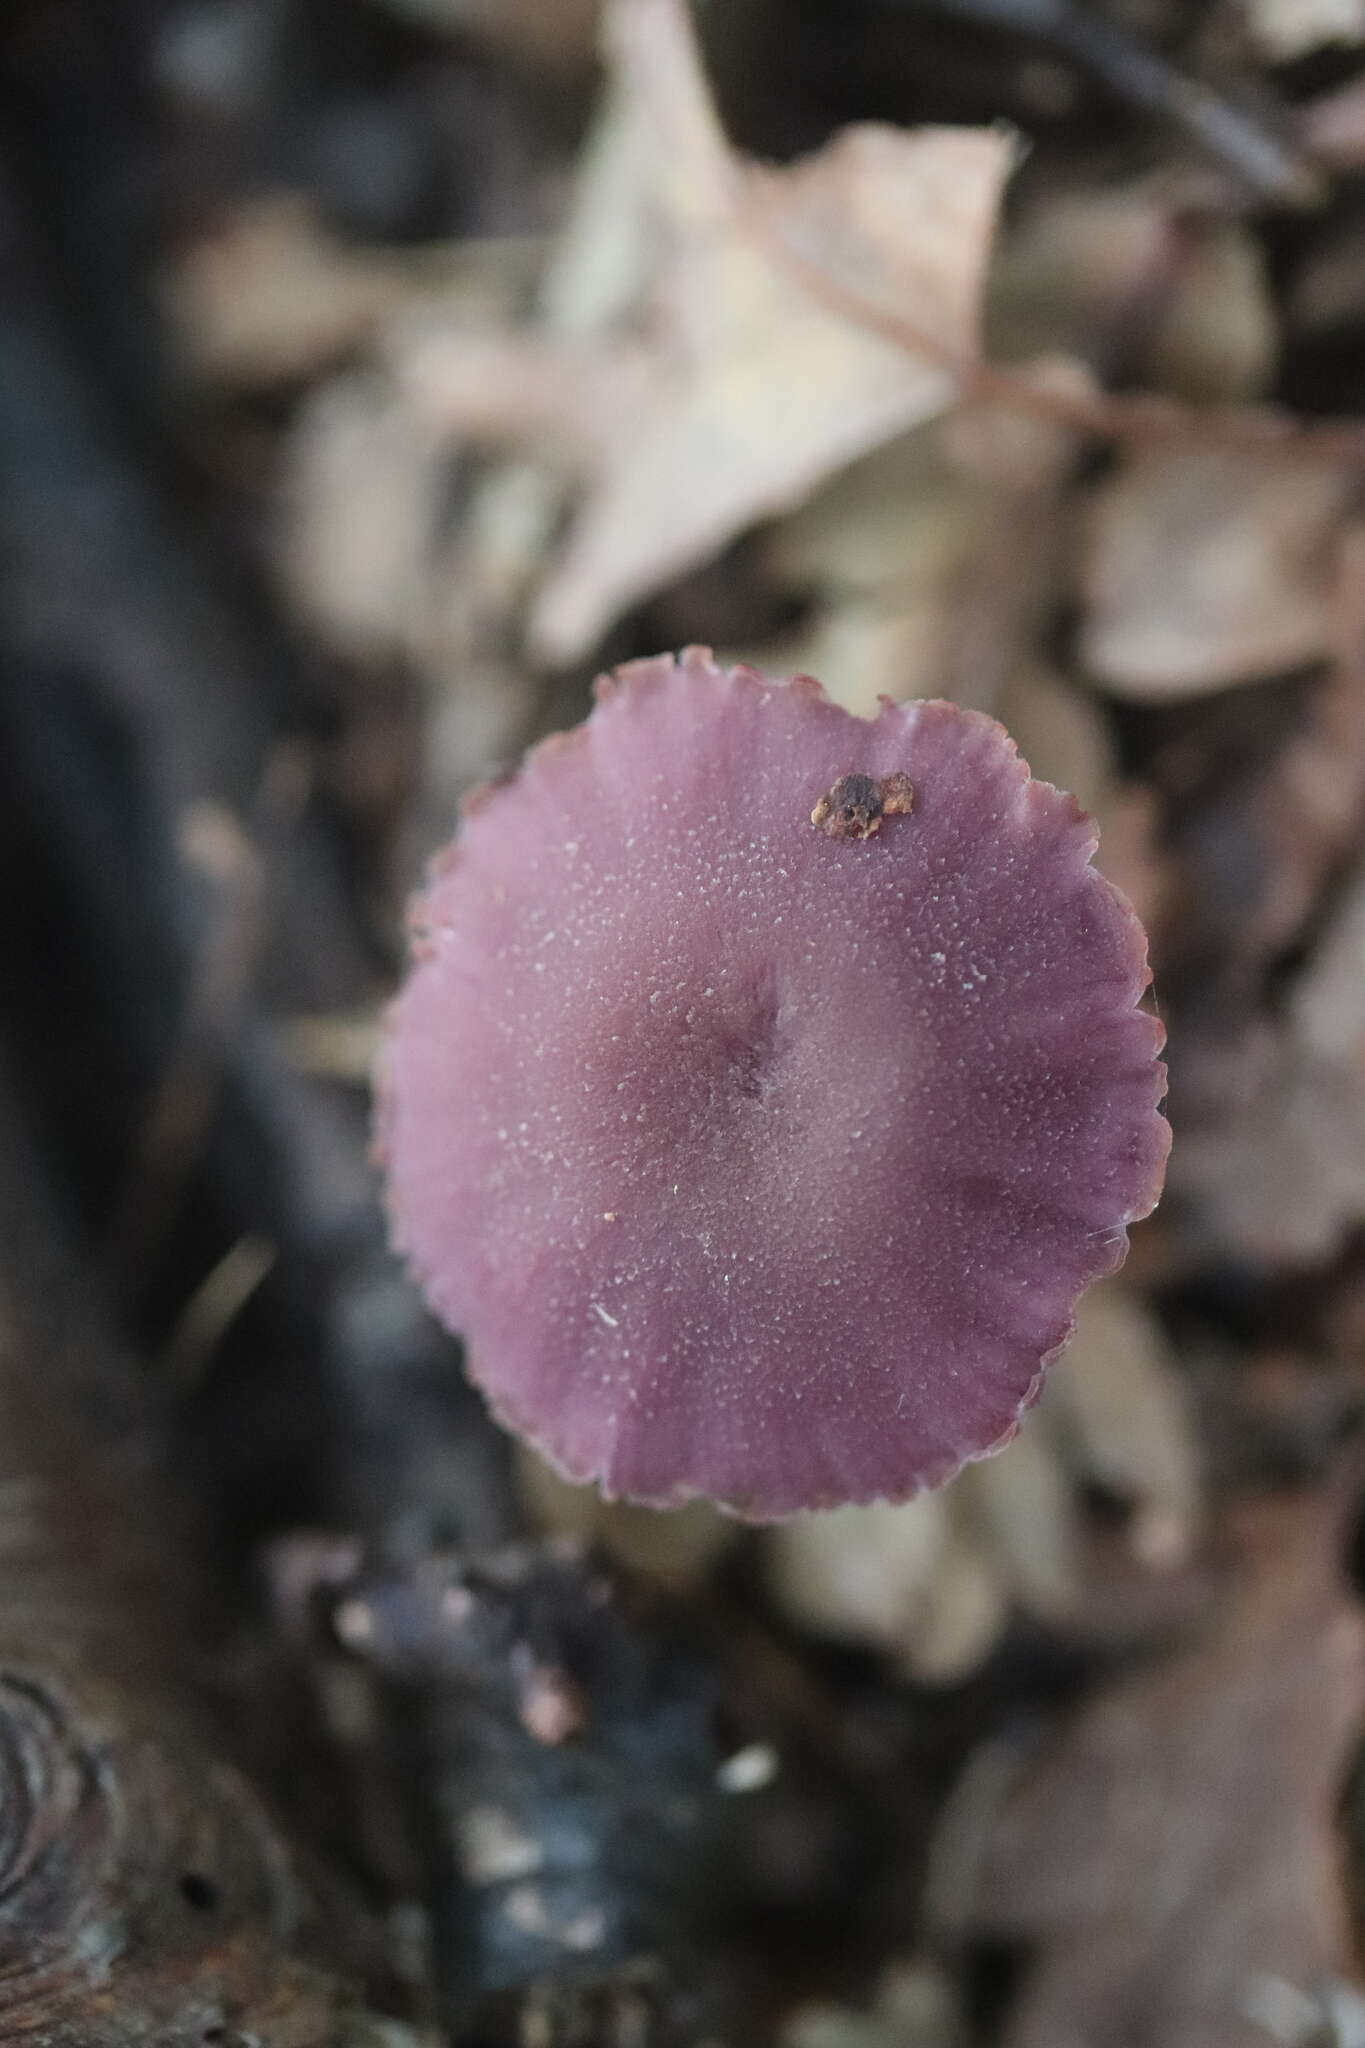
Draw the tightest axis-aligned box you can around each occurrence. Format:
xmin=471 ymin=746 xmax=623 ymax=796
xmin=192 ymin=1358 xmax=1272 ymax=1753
xmin=102 ymin=741 xmax=313 ymax=1288
xmin=867 ymin=0 xmax=1321 ymax=206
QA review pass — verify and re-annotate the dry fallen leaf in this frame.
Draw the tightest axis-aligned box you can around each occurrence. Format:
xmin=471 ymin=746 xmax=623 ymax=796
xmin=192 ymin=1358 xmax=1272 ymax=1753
xmin=1171 ymin=1018 xmax=1365 ymax=1267
xmin=1246 ymin=0 xmax=1365 ymax=62
xmin=995 ymin=661 xmax=1115 ymax=819
xmin=749 ymin=426 xmax=998 ymax=716
xmin=516 ymin=1443 xmax=738 ymax=1590
xmin=763 ymin=1284 xmax=1201 ymax=1683
xmin=1303 ymin=71 xmax=1365 ymax=171
xmin=1176 ymin=848 xmax=1365 ymax=1268
xmin=1145 ymin=222 xmax=1279 ymax=407
xmin=764 ymin=1493 xmax=1006 ymax=1687
xmin=948 ymin=1488 xmax=1363 ymax=2048
xmin=164 ymin=195 xmax=538 ymax=387
xmin=284 ymin=372 xmax=444 ymax=659
xmin=1080 ymin=449 xmax=1356 ymax=699
xmin=1154 ymin=534 xmax=1365 ymax=1267
xmin=1046 ymin=1284 xmax=1201 ymax=1569
xmin=991 ymin=195 xmax=1276 ymax=406
xmin=744 ymin=370 xmax=1087 ymax=720
xmin=399 ymin=0 xmax=1015 ymax=665
xmin=162 ymin=194 xmax=412 ymax=385
xmin=988 ymin=190 xmax=1172 ymax=370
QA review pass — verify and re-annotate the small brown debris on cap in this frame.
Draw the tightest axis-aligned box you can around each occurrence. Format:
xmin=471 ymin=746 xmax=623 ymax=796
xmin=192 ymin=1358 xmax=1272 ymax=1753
xmin=811 ymin=770 xmax=915 ymax=840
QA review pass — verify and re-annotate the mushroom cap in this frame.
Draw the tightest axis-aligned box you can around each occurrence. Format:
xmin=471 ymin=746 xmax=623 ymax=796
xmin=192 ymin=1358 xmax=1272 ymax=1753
xmin=379 ymin=650 xmax=1169 ymax=1518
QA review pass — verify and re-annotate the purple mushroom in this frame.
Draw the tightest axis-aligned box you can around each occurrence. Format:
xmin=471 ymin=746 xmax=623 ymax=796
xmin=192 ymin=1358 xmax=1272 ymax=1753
xmin=379 ymin=649 xmax=1169 ymax=1518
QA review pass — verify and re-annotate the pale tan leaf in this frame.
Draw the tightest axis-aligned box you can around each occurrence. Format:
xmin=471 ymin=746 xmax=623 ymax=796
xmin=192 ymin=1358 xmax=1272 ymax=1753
xmin=1081 ymin=449 xmax=1355 ymax=698
xmin=747 ymin=428 xmax=994 ymax=714
xmin=1246 ymin=0 xmax=1365 ymax=62
xmin=761 ymin=121 xmax=1015 ymax=364
xmin=1293 ymin=863 xmax=1365 ymax=1065
xmin=390 ymin=0 xmax=1013 ymax=664
xmin=1145 ymin=223 xmax=1278 ymax=406
xmin=1173 ymin=1022 xmax=1365 ymax=1265
xmin=900 ymin=1534 xmax=1010 ymax=1685
xmin=1047 ymin=1283 xmax=1200 ymax=1569
xmin=515 ymin=1443 xmax=736 ymax=1589
xmin=532 ymin=175 xmax=1009 ymax=656
xmin=764 ymin=1497 xmax=952 ymax=1653
xmin=165 ymin=194 xmax=539 ymax=387
xmin=989 ymin=189 xmax=1167 ymax=360
xmin=283 ymin=373 xmax=444 ymax=658
xmin=764 ymin=1492 xmax=1019 ymax=1685
xmin=738 ymin=599 xmax=959 ymax=722
xmin=163 ymin=195 xmax=400 ymax=384
xmin=993 ymin=196 xmax=1277 ymax=403
xmin=996 ymin=663 xmax=1116 ymax=819
xmin=956 ymin=1492 xmax=1363 ymax=2048
xmin=959 ymin=1427 xmax=1080 ymax=1622
xmin=521 ymin=0 xmax=1014 ymax=661
xmin=742 ymin=364 xmax=1090 ymax=719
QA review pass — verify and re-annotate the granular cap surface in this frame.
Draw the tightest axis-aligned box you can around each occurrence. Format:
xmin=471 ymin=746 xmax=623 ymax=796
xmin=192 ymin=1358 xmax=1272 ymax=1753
xmin=380 ymin=649 xmax=1169 ymax=1516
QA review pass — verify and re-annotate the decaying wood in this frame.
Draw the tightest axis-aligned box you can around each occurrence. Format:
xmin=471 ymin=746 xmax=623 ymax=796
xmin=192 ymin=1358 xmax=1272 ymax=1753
xmin=314 ymin=1539 xmax=724 ymax=2041
xmin=0 ymin=1081 xmax=385 ymax=2046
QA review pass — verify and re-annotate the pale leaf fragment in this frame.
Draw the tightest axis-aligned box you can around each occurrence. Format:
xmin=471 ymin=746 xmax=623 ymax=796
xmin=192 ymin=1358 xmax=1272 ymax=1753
xmin=1246 ymin=0 xmax=1365 ymax=62
xmin=284 ymin=373 xmax=444 ymax=658
xmin=1081 ymin=449 xmax=1355 ymax=698
xmin=996 ymin=663 xmax=1115 ymax=819
xmin=763 ymin=1288 xmax=1201 ymax=1683
xmin=534 ymin=158 xmax=1011 ymax=655
xmin=957 ymin=1425 xmax=1078 ymax=1622
xmin=1173 ymin=1020 xmax=1365 ymax=1265
xmin=520 ymin=0 xmax=1014 ymax=660
xmin=515 ymin=1443 xmax=736 ymax=1590
xmin=165 ymin=192 xmax=539 ymax=387
xmin=763 ymin=1494 xmax=1008 ymax=1686
xmin=1145 ymin=223 xmax=1278 ymax=406
xmin=1046 ymin=1284 xmax=1200 ymax=1569
xmin=747 ymin=375 xmax=1088 ymax=720
xmin=993 ymin=196 xmax=1276 ymax=403
xmin=393 ymin=0 xmax=1013 ymax=664
xmin=957 ymin=1493 xmax=1363 ymax=2048
xmin=164 ymin=195 xmax=401 ymax=384
xmin=751 ymin=428 xmax=992 ymax=715
xmin=532 ymin=99 xmax=1015 ymax=647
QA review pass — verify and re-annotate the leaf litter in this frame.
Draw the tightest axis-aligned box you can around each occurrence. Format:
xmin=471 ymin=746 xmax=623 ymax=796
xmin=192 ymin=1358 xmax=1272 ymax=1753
xmin=68 ymin=0 xmax=1365 ymax=2038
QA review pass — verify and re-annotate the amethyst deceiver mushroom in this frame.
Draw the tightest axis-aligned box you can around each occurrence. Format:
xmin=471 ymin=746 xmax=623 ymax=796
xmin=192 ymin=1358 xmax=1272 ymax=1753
xmin=379 ymin=649 xmax=1169 ymax=1518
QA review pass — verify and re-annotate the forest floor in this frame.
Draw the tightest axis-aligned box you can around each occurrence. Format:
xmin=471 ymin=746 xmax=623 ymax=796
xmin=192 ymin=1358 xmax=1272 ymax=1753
xmin=5 ymin=3 xmax=1365 ymax=2044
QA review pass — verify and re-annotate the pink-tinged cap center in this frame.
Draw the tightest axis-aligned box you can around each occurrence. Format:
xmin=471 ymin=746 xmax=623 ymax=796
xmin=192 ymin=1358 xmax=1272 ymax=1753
xmin=379 ymin=650 xmax=1169 ymax=1517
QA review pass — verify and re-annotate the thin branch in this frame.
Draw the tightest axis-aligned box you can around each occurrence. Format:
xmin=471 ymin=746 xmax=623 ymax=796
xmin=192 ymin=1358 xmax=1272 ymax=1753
xmin=103 ymin=743 xmax=311 ymax=1288
xmin=869 ymin=0 xmax=1321 ymax=208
